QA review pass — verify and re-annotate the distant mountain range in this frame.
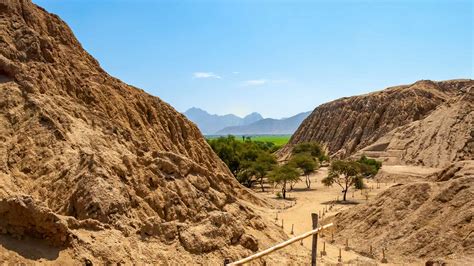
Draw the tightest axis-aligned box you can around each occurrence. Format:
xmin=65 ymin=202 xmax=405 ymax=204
xmin=184 ymin=107 xmax=263 ymax=135
xmin=183 ymin=107 xmax=311 ymax=135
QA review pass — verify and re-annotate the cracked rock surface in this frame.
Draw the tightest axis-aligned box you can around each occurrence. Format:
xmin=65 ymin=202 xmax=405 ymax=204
xmin=0 ymin=1 xmax=299 ymax=264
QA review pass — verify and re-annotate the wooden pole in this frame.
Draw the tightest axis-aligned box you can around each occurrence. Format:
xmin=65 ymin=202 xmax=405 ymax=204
xmin=227 ymin=223 xmax=333 ymax=265
xmin=291 ymin=224 xmax=294 ymax=234
xmin=338 ymin=248 xmax=342 ymax=262
xmin=381 ymin=248 xmax=388 ymax=263
xmin=321 ymin=241 xmax=327 ymax=256
xmin=311 ymin=213 xmax=318 ymax=266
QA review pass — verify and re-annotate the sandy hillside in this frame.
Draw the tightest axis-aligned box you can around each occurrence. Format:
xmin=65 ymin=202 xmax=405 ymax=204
xmin=0 ymin=0 xmax=307 ymax=264
xmin=280 ymin=79 xmax=473 ymax=160
xmin=252 ymin=162 xmax=473 ymax=265
xmin=356 ymin=86 xmax=473 ymax=168
xmin=275 ymin=78 xmax=473 ymax=264
xmin=330 ymin=161 xmax=474 ymax=264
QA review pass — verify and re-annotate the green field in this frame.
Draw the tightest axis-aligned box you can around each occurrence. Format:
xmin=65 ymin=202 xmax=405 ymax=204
xmin=207 ymin=134 xmax=292 ymax=146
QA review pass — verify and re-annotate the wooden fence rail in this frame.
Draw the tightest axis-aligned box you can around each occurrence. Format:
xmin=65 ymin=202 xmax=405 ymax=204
xmin=226 ymin=222 xmax=334 ymax=265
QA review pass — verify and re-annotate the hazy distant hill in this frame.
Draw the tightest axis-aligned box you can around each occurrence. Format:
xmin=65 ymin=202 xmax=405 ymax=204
xmin=184 ymin=107 xmax=263 ymax=134
xmin=216 ymin=111 xmax=311 ymax=135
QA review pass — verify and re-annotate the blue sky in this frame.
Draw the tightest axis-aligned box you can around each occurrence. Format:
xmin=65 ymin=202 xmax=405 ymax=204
xmin=34 ymin=0 xmax=472 ymax=118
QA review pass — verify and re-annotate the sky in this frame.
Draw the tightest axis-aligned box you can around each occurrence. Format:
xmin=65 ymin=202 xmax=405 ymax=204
xmin=34 ymin=0 xmax=473 ymax=119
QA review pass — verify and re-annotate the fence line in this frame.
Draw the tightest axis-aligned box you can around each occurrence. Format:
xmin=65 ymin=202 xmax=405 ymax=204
xmin=226 ymin=223 xmax=333 ymax=265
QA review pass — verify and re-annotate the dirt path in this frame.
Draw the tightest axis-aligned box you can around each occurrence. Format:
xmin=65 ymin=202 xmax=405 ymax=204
xmin=253 ymin=167 xmax=395 ymax=265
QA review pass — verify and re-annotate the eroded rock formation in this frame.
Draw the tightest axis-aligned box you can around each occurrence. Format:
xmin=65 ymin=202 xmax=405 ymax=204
xmin=0 ymin=0 xmax=294 ymax=263
xmin=355 ymin=86 xmax=473 ymax=168
xmin=327 ymin=161 xmax=474 ymax=264
xmin=282 ymin=79 xmax=473 ymax=161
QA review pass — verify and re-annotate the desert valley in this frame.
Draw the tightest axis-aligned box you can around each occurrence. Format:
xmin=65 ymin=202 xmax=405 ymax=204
xmin=0 ymin=0 xmax=473 ymax=265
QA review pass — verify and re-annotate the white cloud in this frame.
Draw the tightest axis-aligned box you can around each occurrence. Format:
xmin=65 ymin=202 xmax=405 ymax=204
xmin=193 ymin=72 xmax=222 ymax=79
xmin=243 ymin=79 xmax=268 ymax=86
xmin=232 ymin=71 xmax=240 ymax=74
xmin=242 ymin=78 xmax=289 ymax=86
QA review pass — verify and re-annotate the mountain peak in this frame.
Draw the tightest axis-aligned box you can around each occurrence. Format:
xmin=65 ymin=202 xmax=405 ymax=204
xmin=185 ymin=107 xmax=208 ymax=114
xmin=242 ymin=112 xmax=263 ymax=124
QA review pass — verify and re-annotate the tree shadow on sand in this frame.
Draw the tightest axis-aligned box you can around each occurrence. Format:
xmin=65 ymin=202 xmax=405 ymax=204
xmin=0 ymin=234 xmax=63 ymax=261
xmin=320 ymin=200 xmax=360 ymax=205
xmin=289 ymin=187 xmax=317 ymax=192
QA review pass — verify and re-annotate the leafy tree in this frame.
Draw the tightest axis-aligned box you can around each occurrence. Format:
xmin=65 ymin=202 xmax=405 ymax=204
xmin=289 ymin=153 xmax=319 ymax=189
xmin=207 ymin=135 xmax=277 ymax=188
xmin=268 ymin=164 xmax=300 ymax=199
xmin=236 ymin=167 xmax=256 ymax=188
xmin=252 ymin=152 xmax=277 ymax=191
xmin=322 ymin=160 xmax=363 ymax=201
xmin=207 ymin=136 xmax=242 ymax=175
xmin=292 ymin=142 xmax=327 ymax=162
xmin=357 ymin=155 xmax=382 ymax=177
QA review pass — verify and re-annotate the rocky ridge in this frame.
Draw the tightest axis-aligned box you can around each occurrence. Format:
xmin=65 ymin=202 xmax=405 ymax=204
xmin=282 ymin=79 xmax=473 ymax=160
xmin=283 ymin=79 xmax=473 ymax=263
xmin=355 ymin=85 xmax=473 ymax=168
xmin=0 ymin=0 xmax=298 ymax=264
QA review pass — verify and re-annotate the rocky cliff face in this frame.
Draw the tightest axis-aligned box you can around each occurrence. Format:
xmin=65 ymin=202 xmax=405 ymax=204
xmin=355 ymin=85 xmax=473 ymax=168
xmin=301 ymin=80 xmax=474 ymax=263
xmin=282 ymin=80 xmax=472 ymax=160
xmin=0 ymin=1 xmax=291 ymax=263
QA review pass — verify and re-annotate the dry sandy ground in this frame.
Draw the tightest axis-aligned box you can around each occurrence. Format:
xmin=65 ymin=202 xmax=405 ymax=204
xmin=248 ymin=166 xmax=429 ymax=265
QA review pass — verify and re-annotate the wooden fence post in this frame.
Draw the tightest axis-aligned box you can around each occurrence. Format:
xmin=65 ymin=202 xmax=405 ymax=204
xmin=321 ymin=241 xmax=327 ymax=256
xmin=291 ymin=224 xmax=294 ymax=234
xmin=311 ymin=213 xmax=318 ymax=266
xmin=227 ymin=223 xmax=333 ymax=265
xmin=381 ymin=248 xmax=388 ymax=263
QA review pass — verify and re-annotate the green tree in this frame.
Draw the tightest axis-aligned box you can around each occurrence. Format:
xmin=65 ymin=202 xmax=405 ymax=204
xmin=292 ymin=142 xmax=328 ymax=162
xmin=268 ymin=164 xmax=300 ymax=199
xmin=236 ymin=167 xmax=256 ymax=188
xmin=322 ymin=160 xmax=363 ymax=201
xmin=289 ymin=153 xmax=319 ymax=189
xmin=208 ymin=136 xmax=241 ymax=175
xmin=357 ymin=155 xmax=382 ymax=177
xmin=252 ymin=152 xmax=277 ymax=192
xmin=207 ymin=135 xmax=277 ymax=188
